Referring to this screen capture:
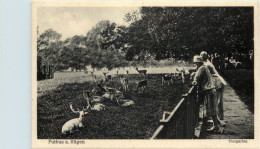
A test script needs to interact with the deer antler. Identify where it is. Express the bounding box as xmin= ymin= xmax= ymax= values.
xmin=82 ymin=91 xmax=91 ymax=111
xmin=82 ymin=105 xmax=89 ymax=112
xmin=69 ymin=102 xmax=80 ymax=114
